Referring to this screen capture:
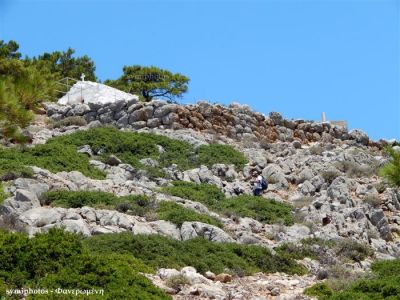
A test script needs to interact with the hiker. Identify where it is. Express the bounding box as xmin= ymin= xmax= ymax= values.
xmin=253 ymin=175 xmax=268 ymax=196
